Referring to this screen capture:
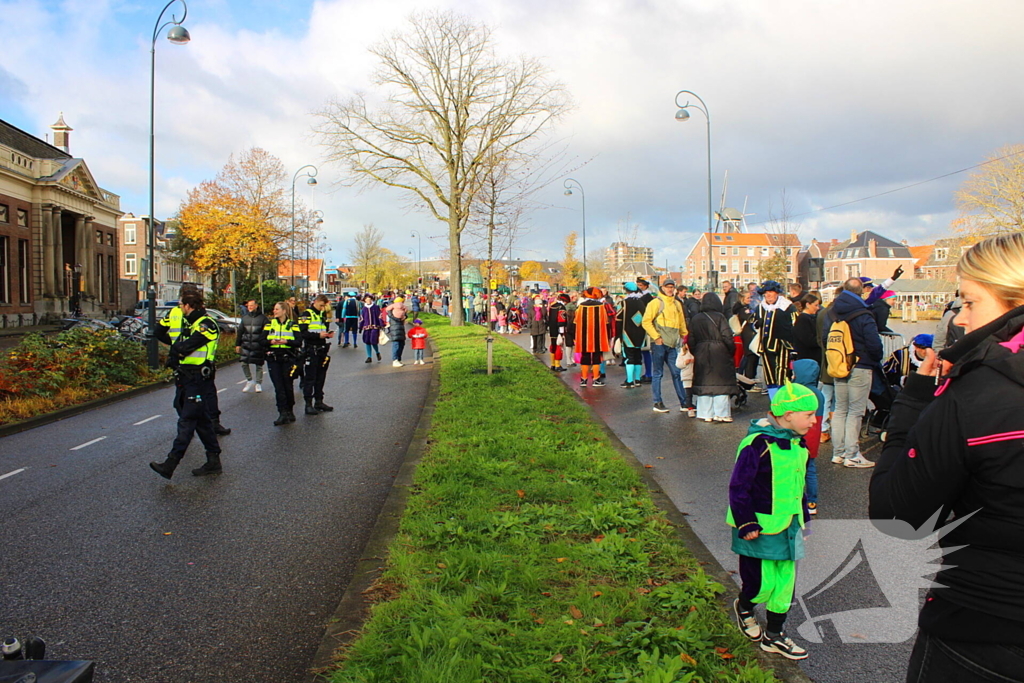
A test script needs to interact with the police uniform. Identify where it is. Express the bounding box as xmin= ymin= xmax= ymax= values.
xmin=265 ymin=316 xmax=301 ymax=425
xmin=150 ymin=309 xmax=222 ymax=478
xmin=159 ymin=305 xmax=230 ymax=435
xmin=298 ymin=304 xmax=333 ymax=414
